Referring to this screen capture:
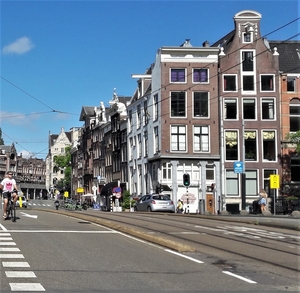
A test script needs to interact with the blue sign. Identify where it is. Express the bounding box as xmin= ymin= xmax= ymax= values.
xmin=234 ymin=161 xmax=243 ymax=173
